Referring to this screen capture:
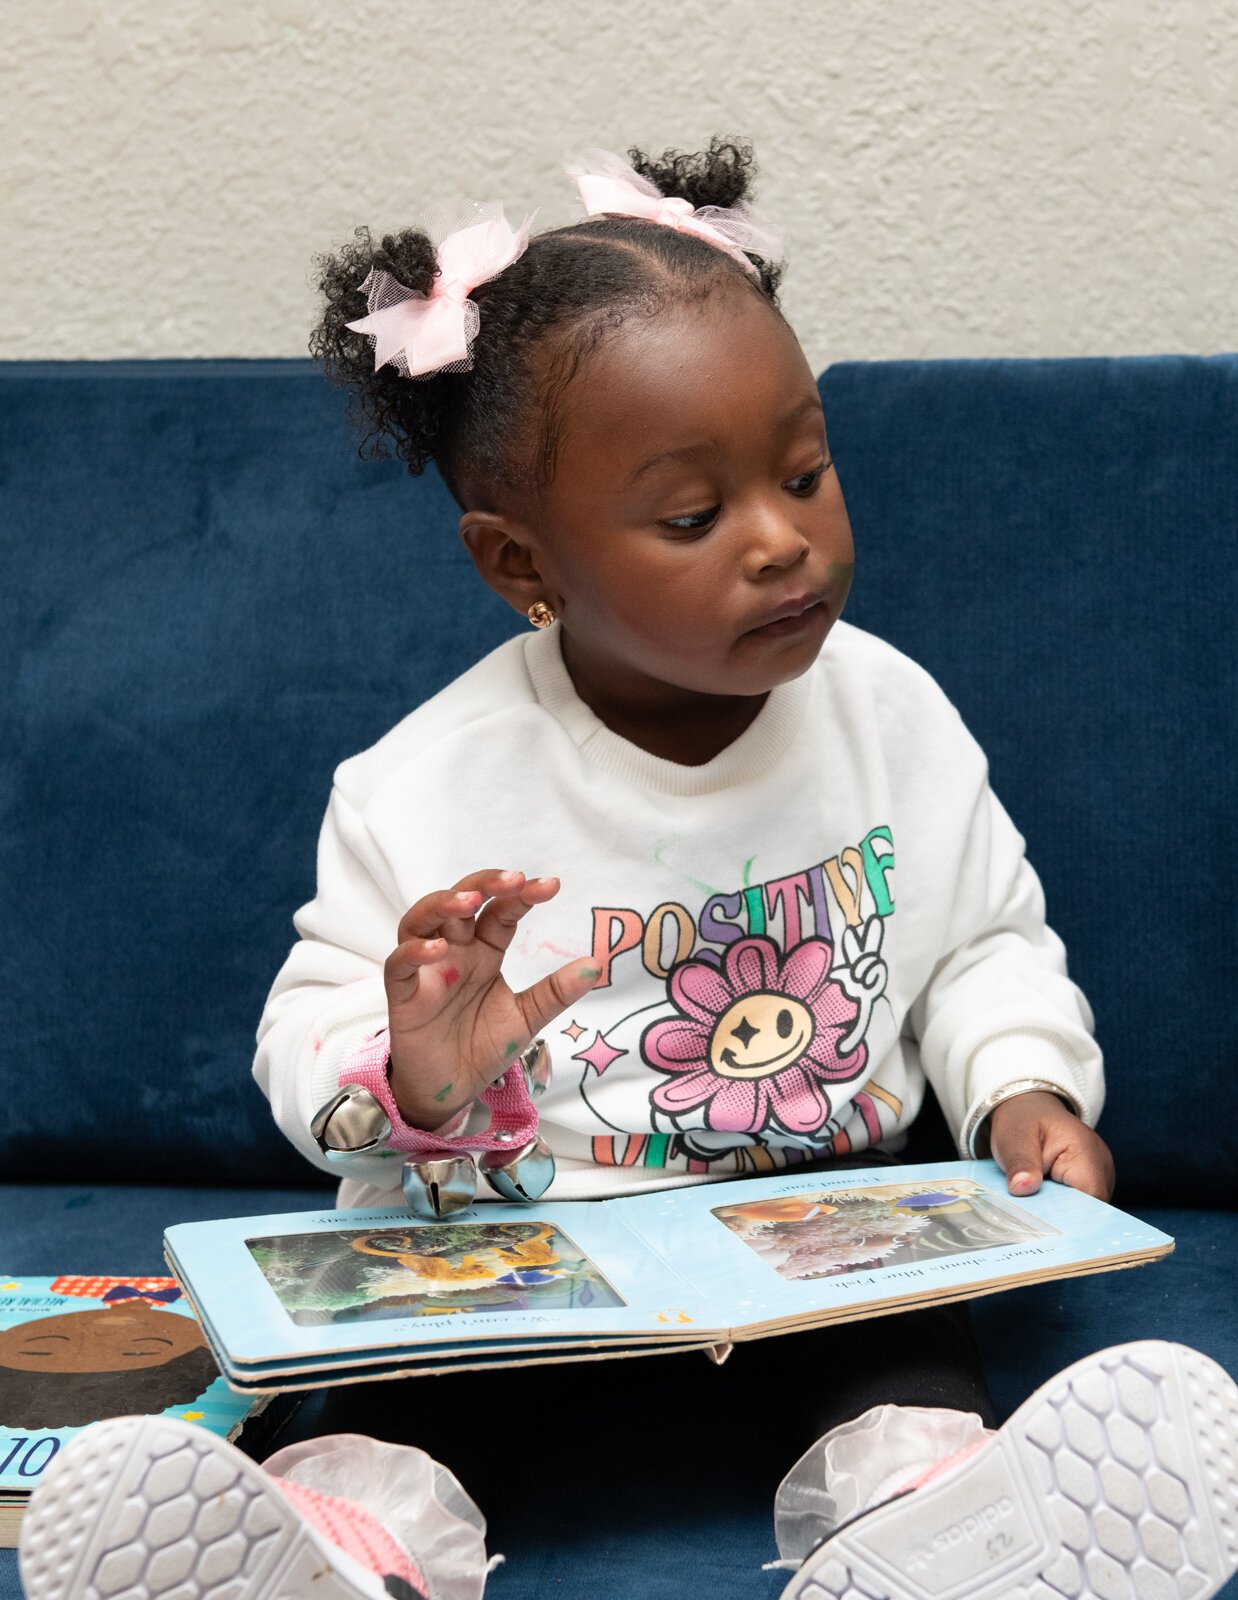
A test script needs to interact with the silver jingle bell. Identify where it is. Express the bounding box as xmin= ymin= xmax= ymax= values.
xmin=480 ymin=1135 xmax=556 ymax=1203
xmin=310 ymin=1083 xmax=392 ymax=1158
xmin=401 ymin=1154 xmax=478 ymax=1221
xmin=518 ymin=1037 xmax=552 ymax=1099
